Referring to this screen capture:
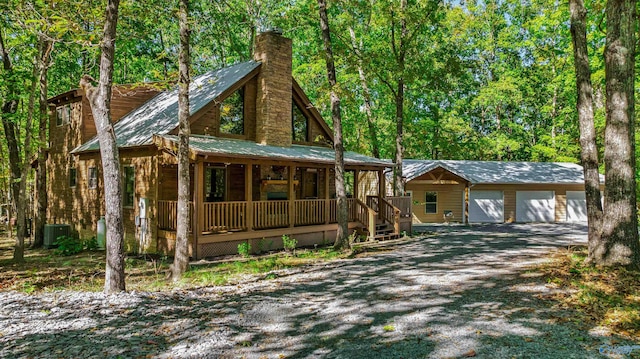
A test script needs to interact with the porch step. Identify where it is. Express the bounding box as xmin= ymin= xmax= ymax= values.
xmin=373 ymin=233 xmax=400 ymax=241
